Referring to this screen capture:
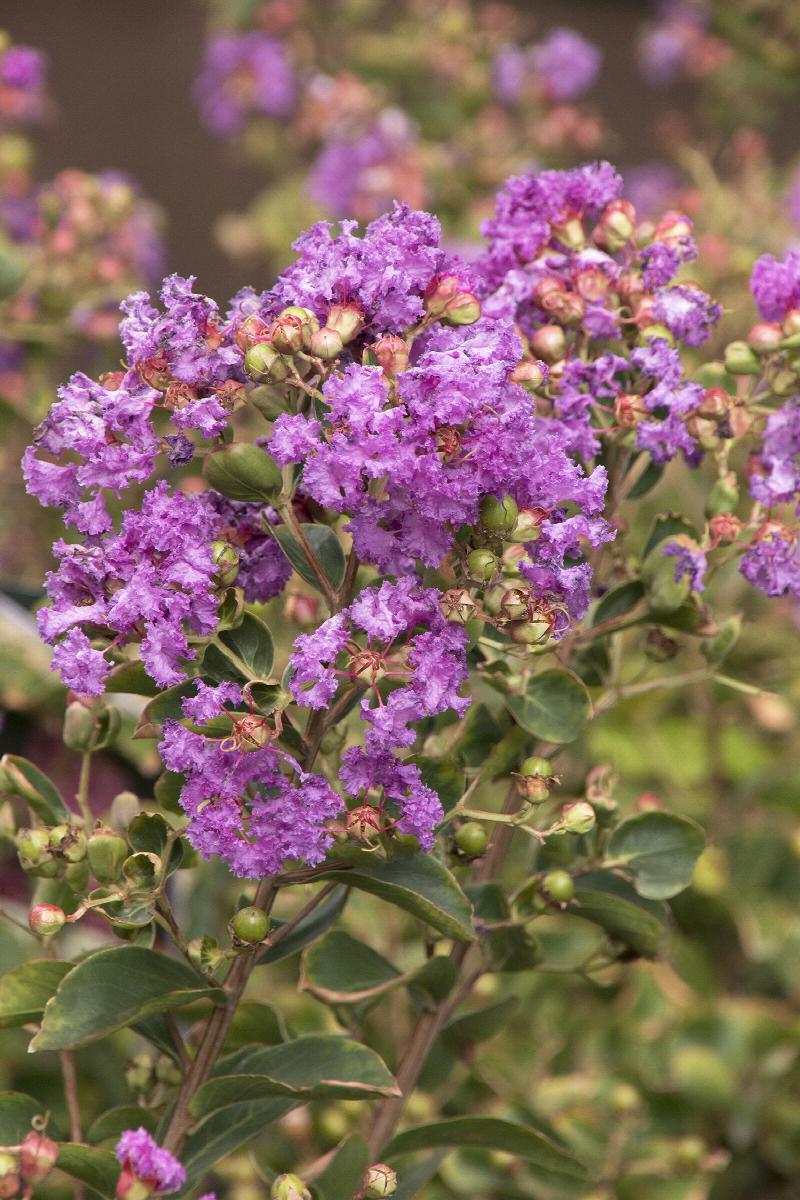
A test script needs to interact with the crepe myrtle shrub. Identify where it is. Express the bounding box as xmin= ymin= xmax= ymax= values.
xmin=4 ymin=164 xmax=793 ymax=1197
